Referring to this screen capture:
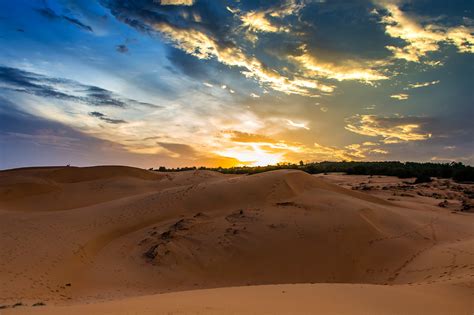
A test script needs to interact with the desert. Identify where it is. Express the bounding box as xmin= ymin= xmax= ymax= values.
xmin=2 ymin=0 xmax=474 ymax=313
xmin=0 ymin=165 xmax=473 ymax=314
